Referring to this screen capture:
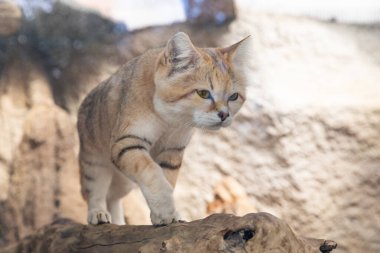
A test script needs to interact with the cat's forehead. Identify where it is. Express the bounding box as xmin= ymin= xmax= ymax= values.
xmin=198 ymin=48 xmax=233 ymax=88
xmin=201 ymin=48 xmax=230 ymax=74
